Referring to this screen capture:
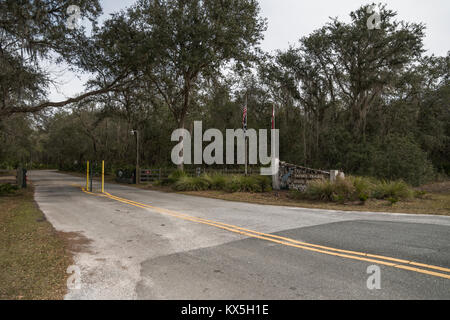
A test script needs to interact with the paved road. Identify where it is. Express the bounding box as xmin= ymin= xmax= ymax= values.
xmin=30 ymin=170 xmax=450 ymax=299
